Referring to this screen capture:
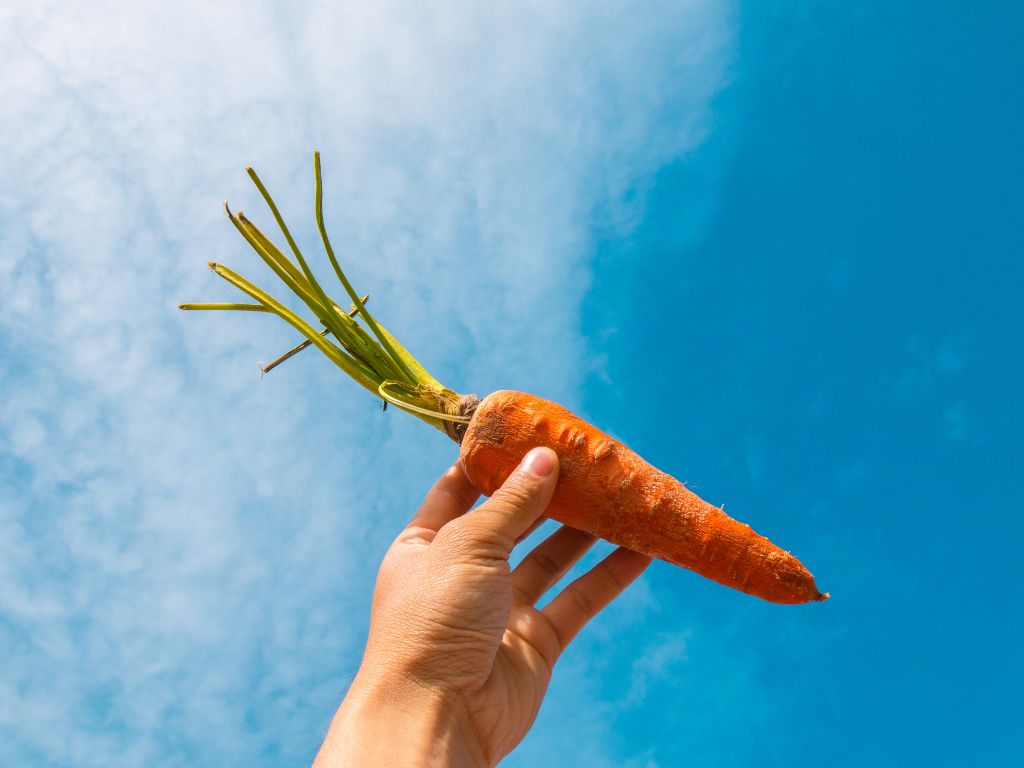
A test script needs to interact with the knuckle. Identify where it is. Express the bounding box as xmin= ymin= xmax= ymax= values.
xmin=528 ymin=549 xmax=562 ymax=580
xmin=599 ymin=558 xmax=630 ymax=591
xmin=431 ymin=518 xmax=472 ymax=550
xmin=433 ymin=519 xmax=510 ymax=567
xmin=566 ymin=584 xmax=598 ymax=618
xmin=375 ymin=549 xmax=405 ymax=584
xmin=490 ymin=476 xmax=540 ymax=511
xmin=511 ymin=583 xmax=534 ymax=605
xmin=429 ymin=482 xmax=474 ymax=511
